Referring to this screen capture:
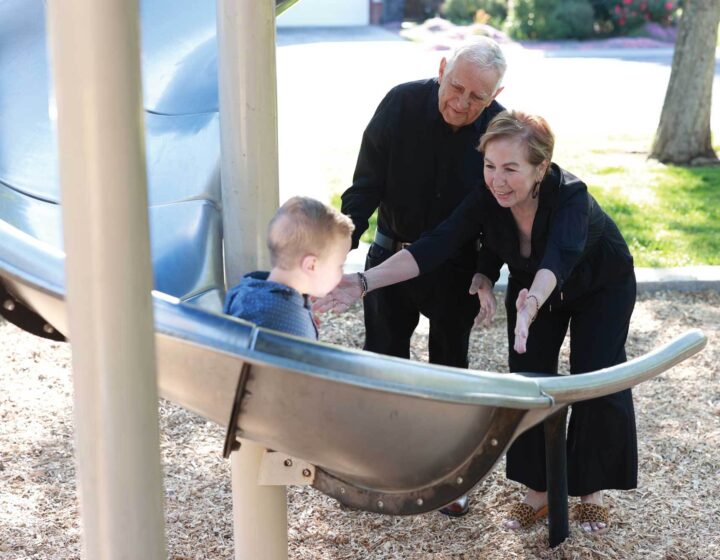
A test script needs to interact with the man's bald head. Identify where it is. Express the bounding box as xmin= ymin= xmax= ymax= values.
xmin=445 ymin=38 xmax=507 ymax=89
xmin=437 ymin=38 xmax=507 ymax=130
